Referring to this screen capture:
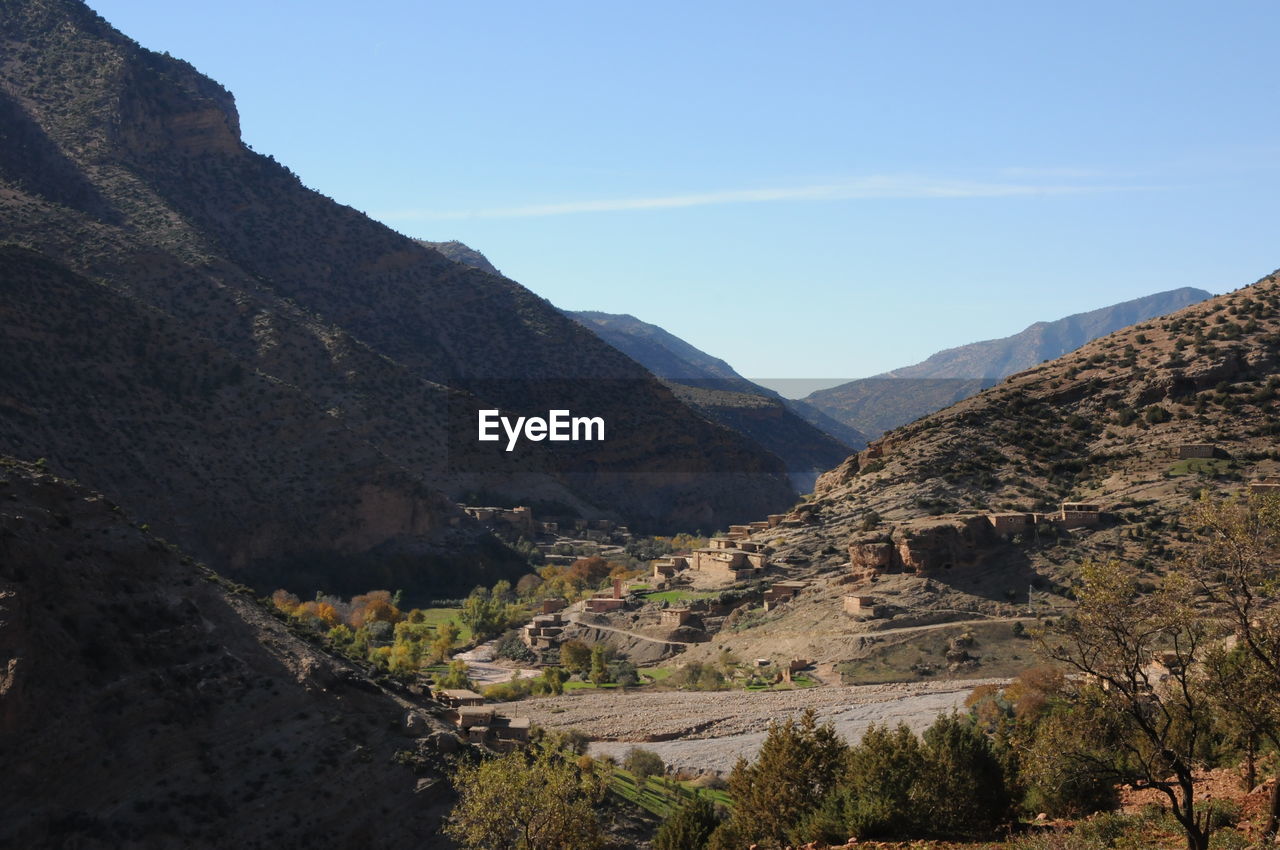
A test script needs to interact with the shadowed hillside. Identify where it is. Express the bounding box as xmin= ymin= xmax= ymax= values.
xmin=0 ymin=0 xmax=795 ymax=595
xmin=0 ymin=459 xmax=459 ymax=848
